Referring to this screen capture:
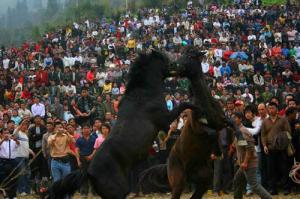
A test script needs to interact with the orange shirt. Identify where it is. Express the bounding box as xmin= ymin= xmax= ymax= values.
xmin=48 ymin=133 xmax=75 ymax=158
xmin=272 ymin=47 xmax=282 ymax=57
